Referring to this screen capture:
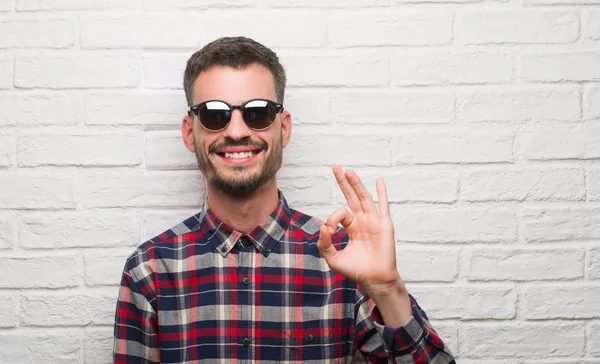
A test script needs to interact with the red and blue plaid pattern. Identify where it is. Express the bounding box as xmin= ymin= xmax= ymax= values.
xmin=113 ymin=193 xmax=455 ymax=363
